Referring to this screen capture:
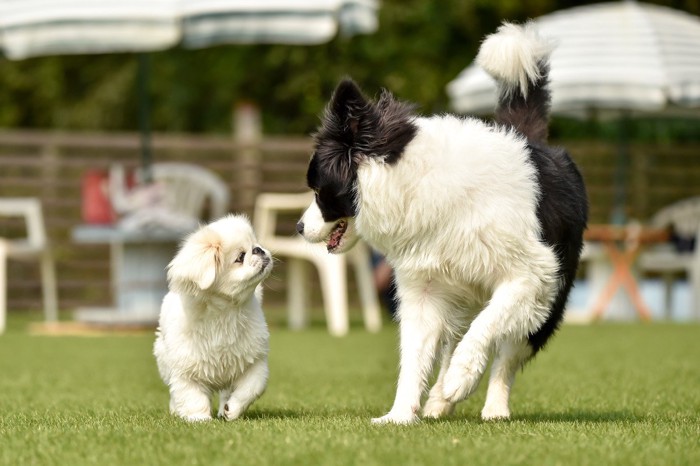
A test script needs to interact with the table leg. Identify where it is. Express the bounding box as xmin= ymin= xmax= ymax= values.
xmin=591 ymin=243 xmax=651 ymax=321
